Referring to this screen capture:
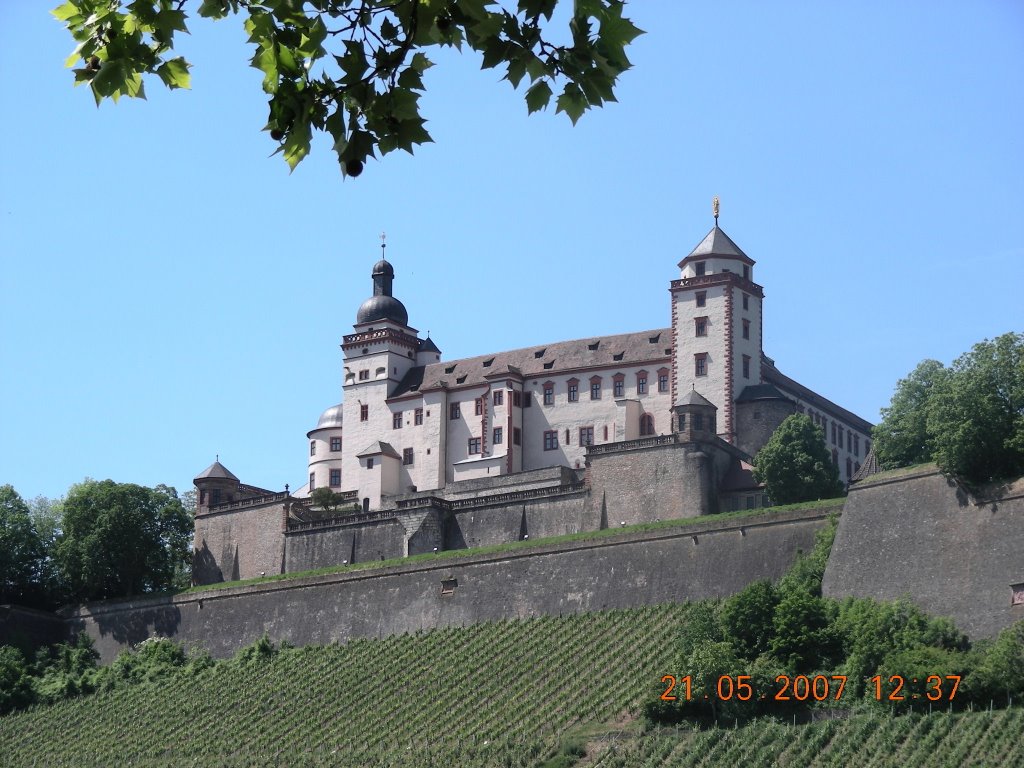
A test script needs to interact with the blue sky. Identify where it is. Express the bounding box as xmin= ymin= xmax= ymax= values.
xmin=1 ymin=1 xmax=1022 ymax=502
